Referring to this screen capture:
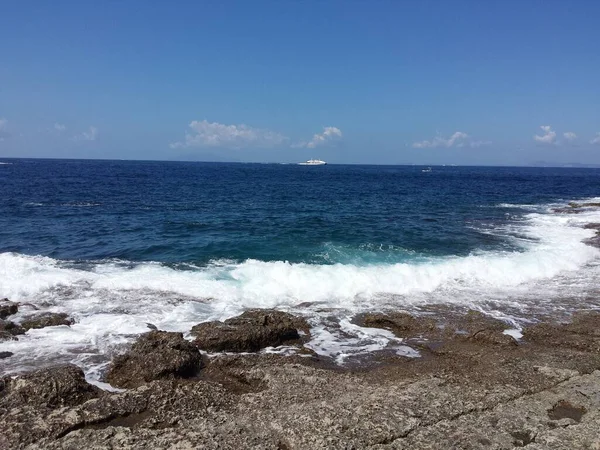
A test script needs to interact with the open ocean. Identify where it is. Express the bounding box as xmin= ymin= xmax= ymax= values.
xmin=1 ymin=159 xmax=600 ymax=384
